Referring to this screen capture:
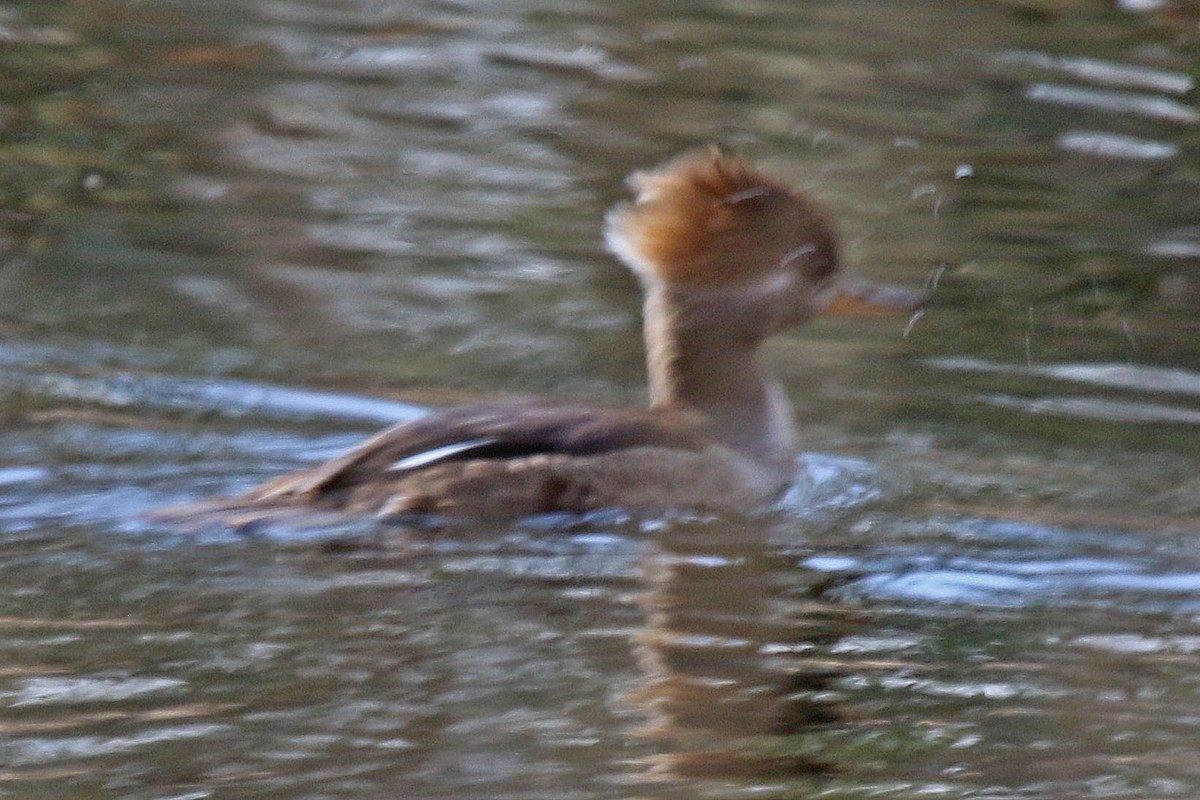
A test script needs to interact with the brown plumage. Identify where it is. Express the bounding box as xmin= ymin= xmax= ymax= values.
xmin=605 ymin=148 xmax=837 ymax=287
xmin=156 ymin=149 xmax=920 ymax=526
xmin=242 ymin=402 xmax=748 ymax=517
